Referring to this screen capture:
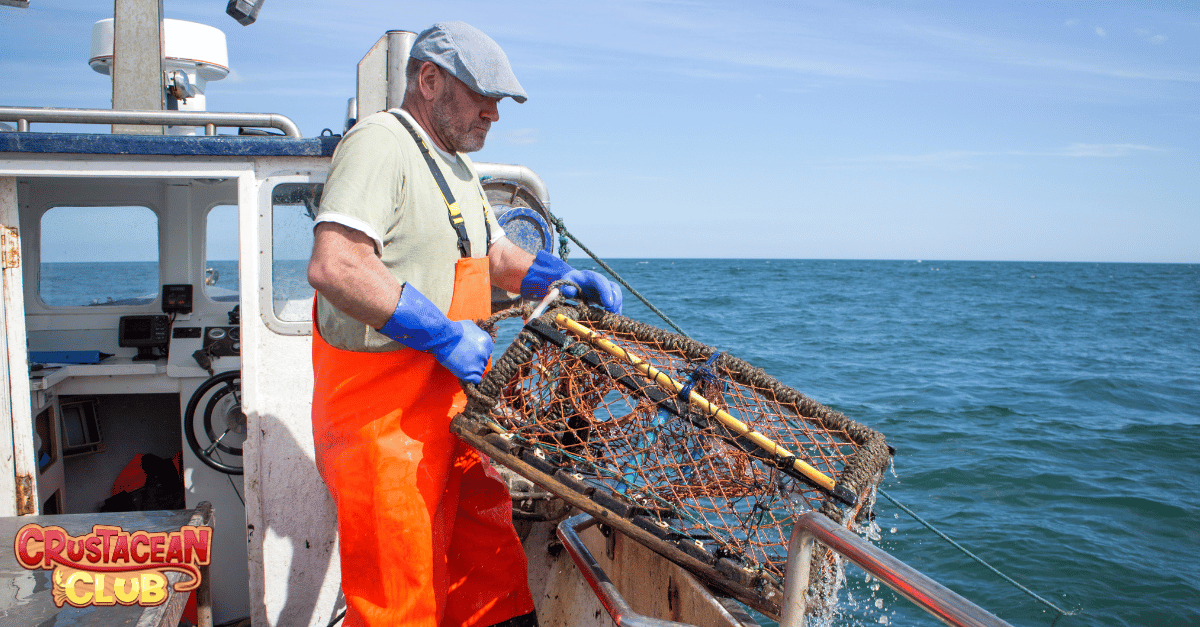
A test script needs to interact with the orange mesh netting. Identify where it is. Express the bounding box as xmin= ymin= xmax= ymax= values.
xmin=456 ymin=304 xmax=892 ymax=613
